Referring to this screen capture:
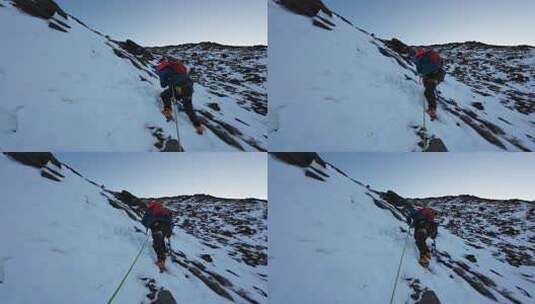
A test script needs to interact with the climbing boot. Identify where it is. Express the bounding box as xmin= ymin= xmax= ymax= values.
xmin=155 ymin=259 xmax=166 ymax=272
xmin=162 ymin=107 xmax=173 ymax=120
xmin=419 ymin=255 xmax=430 ymax=267
xmin=195 ymin=125 xmax=205 ymax=135
xmin=426 ymin=108 xmax=437 ymax=120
